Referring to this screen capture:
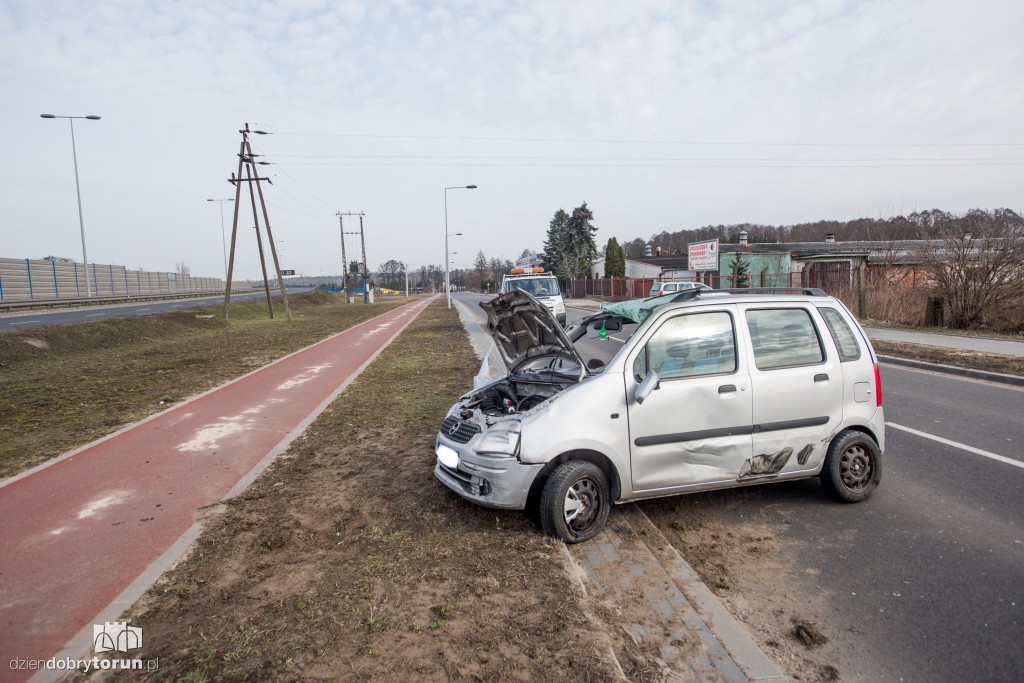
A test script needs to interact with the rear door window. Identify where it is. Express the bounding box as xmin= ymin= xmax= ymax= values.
xmin=745 ymin=308 xmax=824 ymax=370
